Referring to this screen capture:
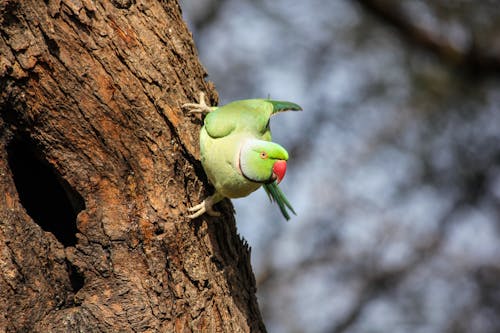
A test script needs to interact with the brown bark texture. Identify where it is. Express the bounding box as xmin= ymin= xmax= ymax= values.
xmin=0 ymin=1 xmax=265 ymax=332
